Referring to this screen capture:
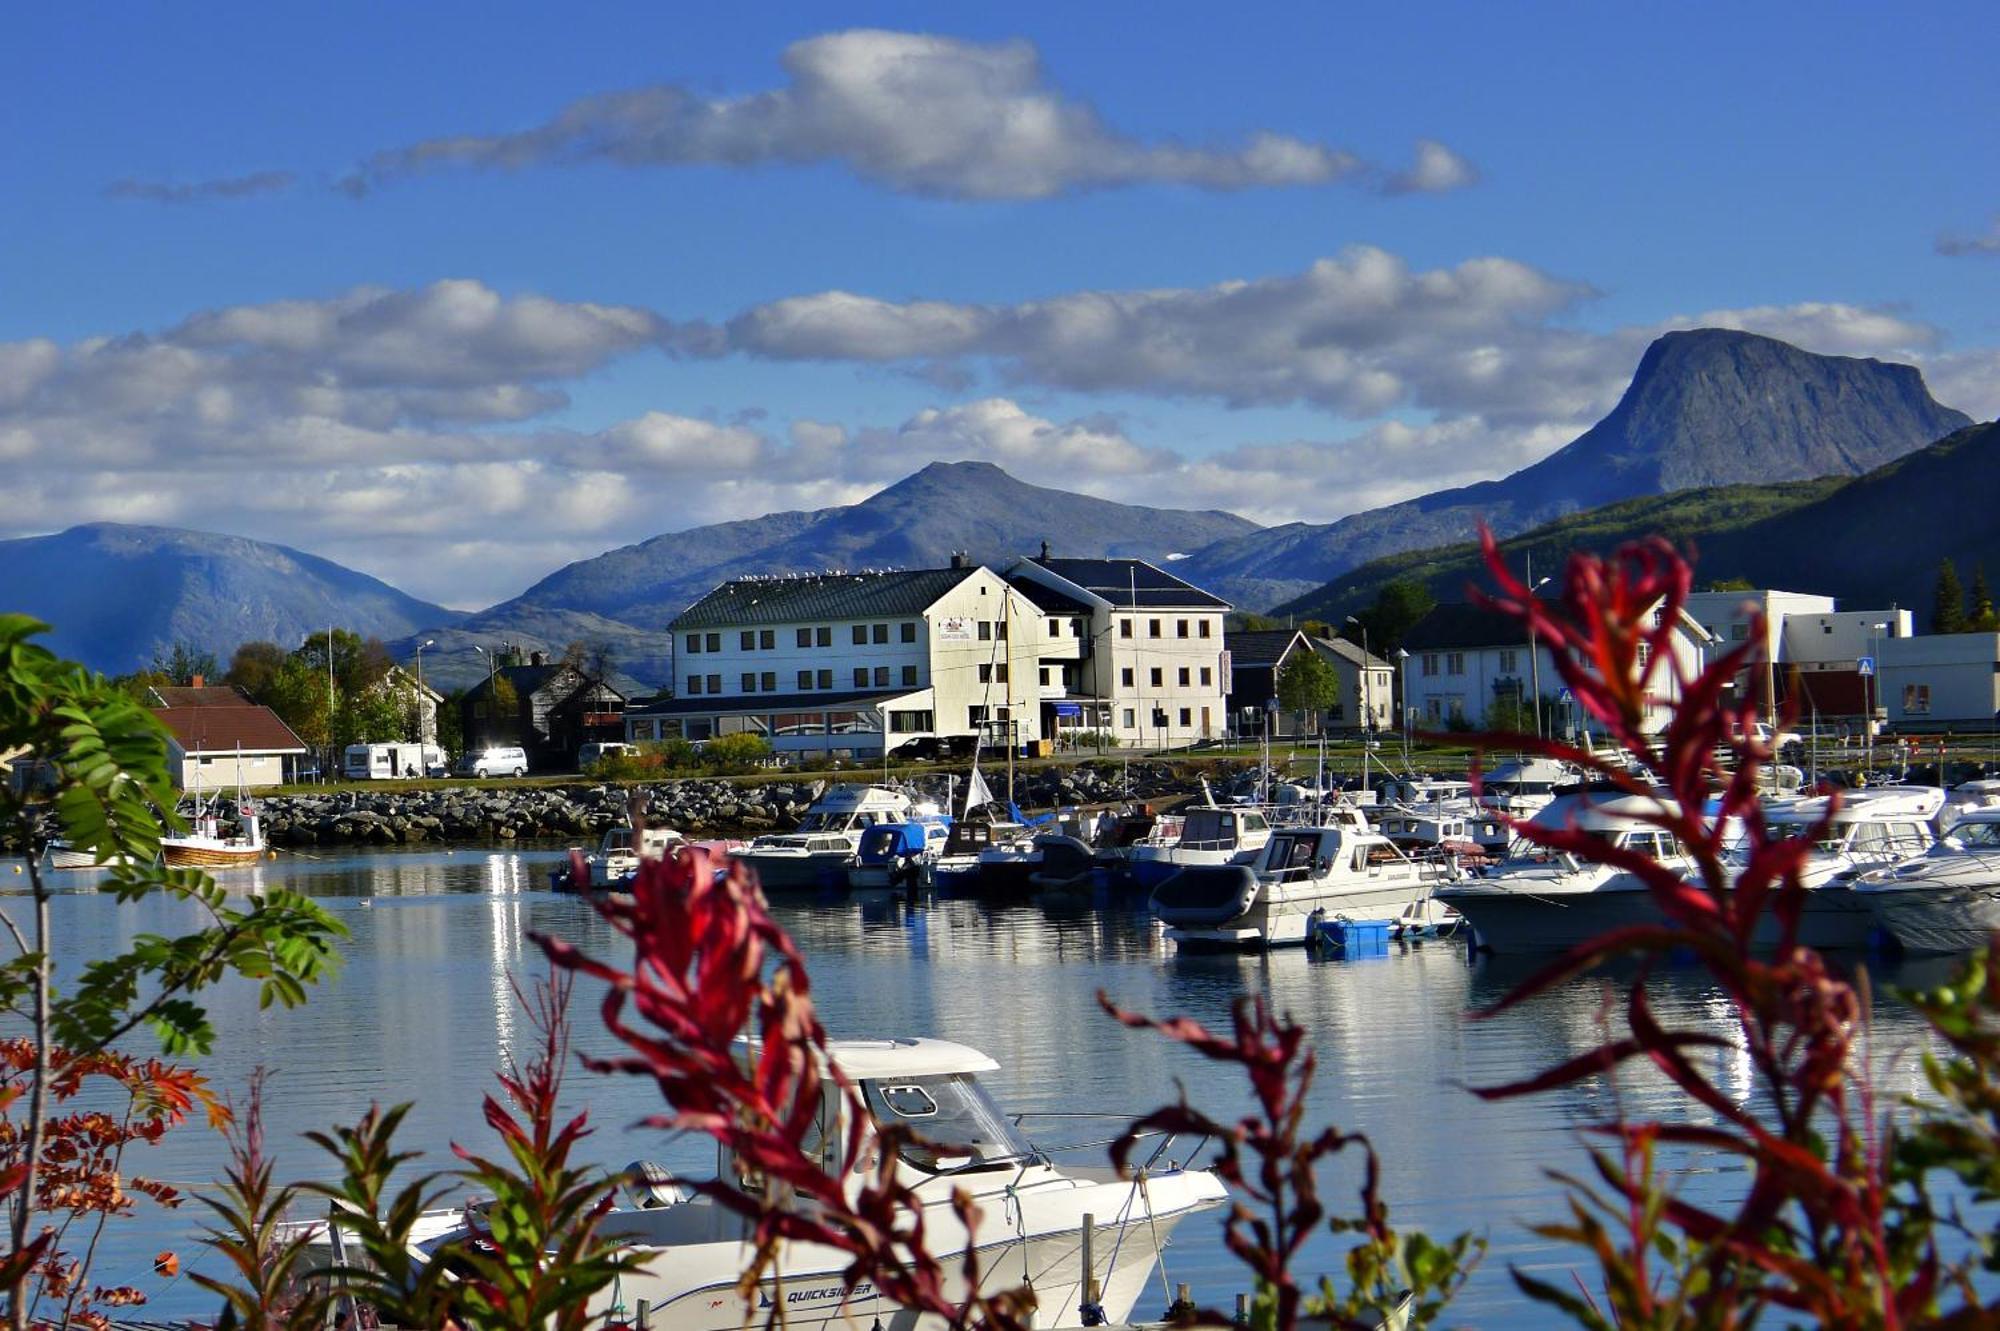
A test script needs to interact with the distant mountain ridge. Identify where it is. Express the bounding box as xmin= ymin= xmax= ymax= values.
xmin=1177 ymin=329 xmax=1971 ymax=609
xmin=0 ymin=523 xmax=460 ymax=674
xmin=497 ymin=460 xmax=1259 ymax=628
xmin=1279 ymin=419 xmax=2000 ymax=625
